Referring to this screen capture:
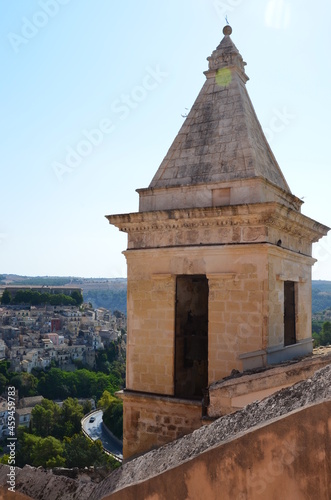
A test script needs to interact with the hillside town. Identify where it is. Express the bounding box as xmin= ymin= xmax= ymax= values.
xmin=0 ymin=286 xmax=126 ymax=374
xmin=0 ymin=286 xmax=126 ymax=442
